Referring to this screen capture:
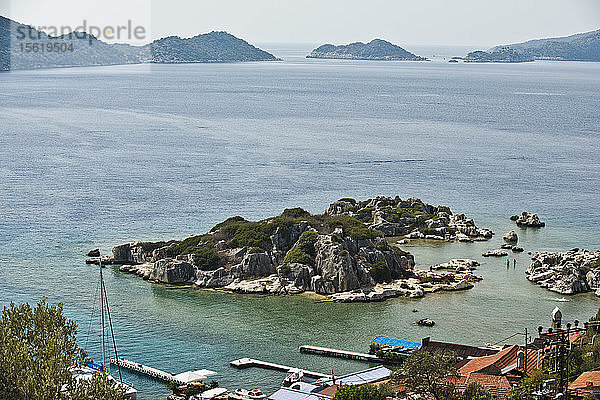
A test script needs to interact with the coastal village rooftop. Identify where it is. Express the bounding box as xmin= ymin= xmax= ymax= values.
xmin=568 ymin=371 xmax=600 ymax=398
